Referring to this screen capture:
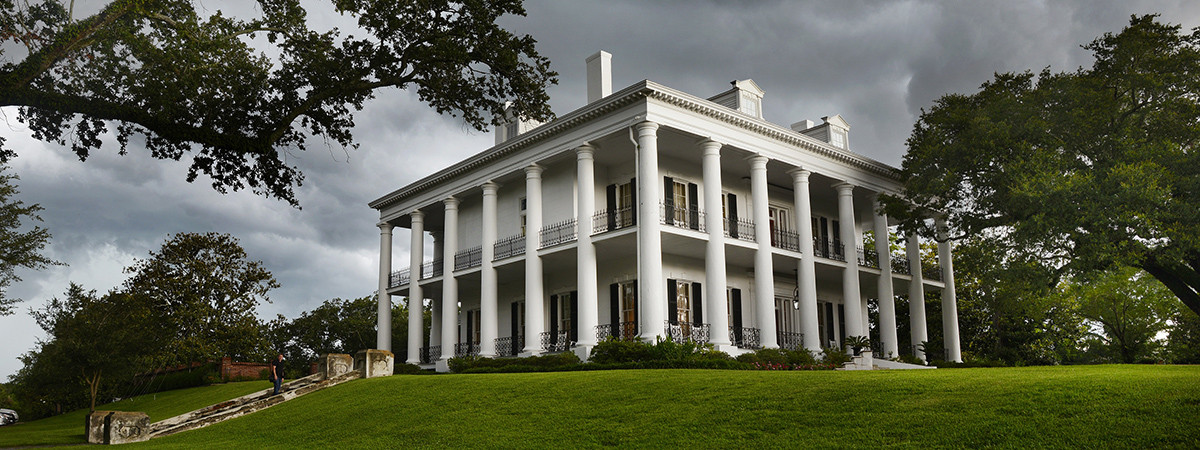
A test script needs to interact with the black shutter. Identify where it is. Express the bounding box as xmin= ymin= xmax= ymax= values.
xmin=550 ymin=294 xmax=559 ymax=345
xmin=663 ymin=176 xmax=674 ymax=225
xmin=837 ymin=303 xmax=846 ymax=346
xmin=728 ymin=193 xmax=739 ymax=239
xmin=731 ymin=288 xmax=743 ymax=342
xmin=569 ymin=291 xmax=579 ymax=343
xmin=630 ymin=178 xmax=637 ymax=225
xmin=610 ymin=283 xmax=619 ymax=330
xmin=467 ymin=312 xmax=475 ymax=346
xmin=825 ymin=302 xmax=834 ymax=346
xmin=606 ymin=184 xmax=617 ymax=231
xmin=632 ymin=279 xmax=639 ymax=329
xmin=692 ymin=282 xmax=703 ymax=325
xmin=687 ymin=183 xmax=699 ymax=230
xmin=511 ymin=302 xmax=519 ymax=340
xmin=667 ymin=279 xmax=678 ymax=325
